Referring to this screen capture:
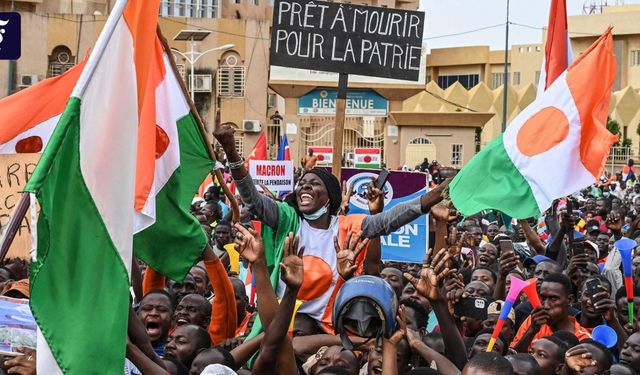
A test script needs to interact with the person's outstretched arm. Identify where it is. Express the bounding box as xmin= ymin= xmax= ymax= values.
xmin=519 ymin=219 xmax=546 ymax=255
xmin=203 ymin=245 xmax=237 ymax=344
xmin=404 ymin=248 xmax=468 ymax=370
xmin=362 ymin=180 xmax=455 ymax=238
xmin=406 ymin=329 xmax=461 ymax=375
xmin=213 ymin=117 xmax=280 ymax=230
xmin=252 ymin=233 xmax=304 ymax=374
xmin=229 ymin=333 xmax=264 ymax=370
